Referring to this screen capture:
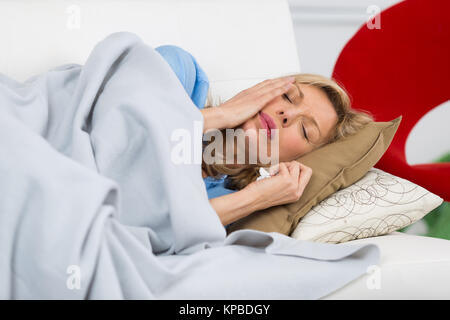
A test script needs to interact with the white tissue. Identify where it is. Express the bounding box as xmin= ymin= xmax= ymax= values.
xmin=256 ymin=167 xmax=272 ymax=181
